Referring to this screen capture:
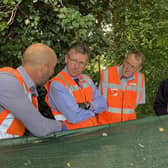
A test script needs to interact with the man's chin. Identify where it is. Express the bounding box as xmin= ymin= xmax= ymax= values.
xmin=123 ymin=73 xmax=132 ymax=78
xmin=71 ymin=73 xmax=80 ymax=77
